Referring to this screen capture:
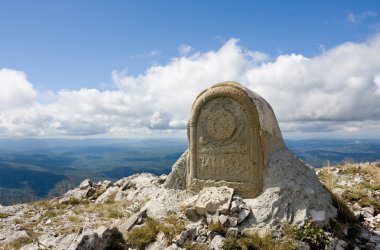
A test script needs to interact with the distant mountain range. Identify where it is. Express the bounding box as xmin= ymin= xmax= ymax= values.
xmin=0 ymin=138 xmax=379 ymax=205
